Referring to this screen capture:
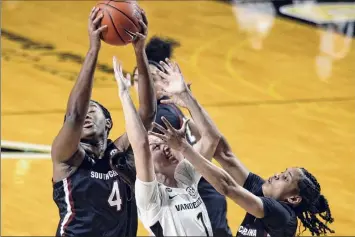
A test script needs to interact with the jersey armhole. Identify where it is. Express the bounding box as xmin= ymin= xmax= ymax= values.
xmin=52 ymin=149 xmax=87 ymax=185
